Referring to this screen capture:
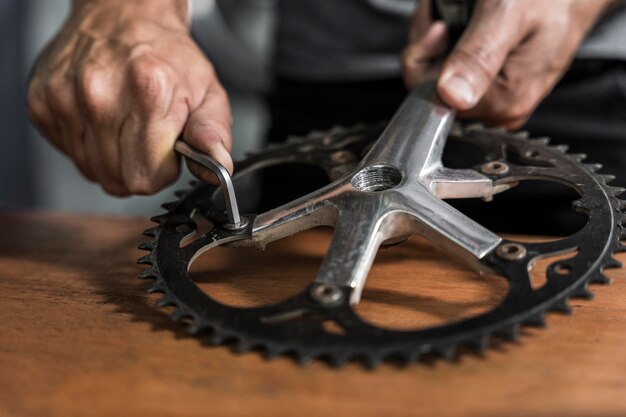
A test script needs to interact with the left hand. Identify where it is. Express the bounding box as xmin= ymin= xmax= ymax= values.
xmin=402 ymin=0 xmax=616 ymax=129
